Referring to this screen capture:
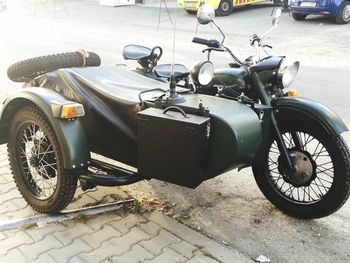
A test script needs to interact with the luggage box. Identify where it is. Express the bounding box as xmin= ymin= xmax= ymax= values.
xmin=137 ymin=107 xmax=210 ymax=188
